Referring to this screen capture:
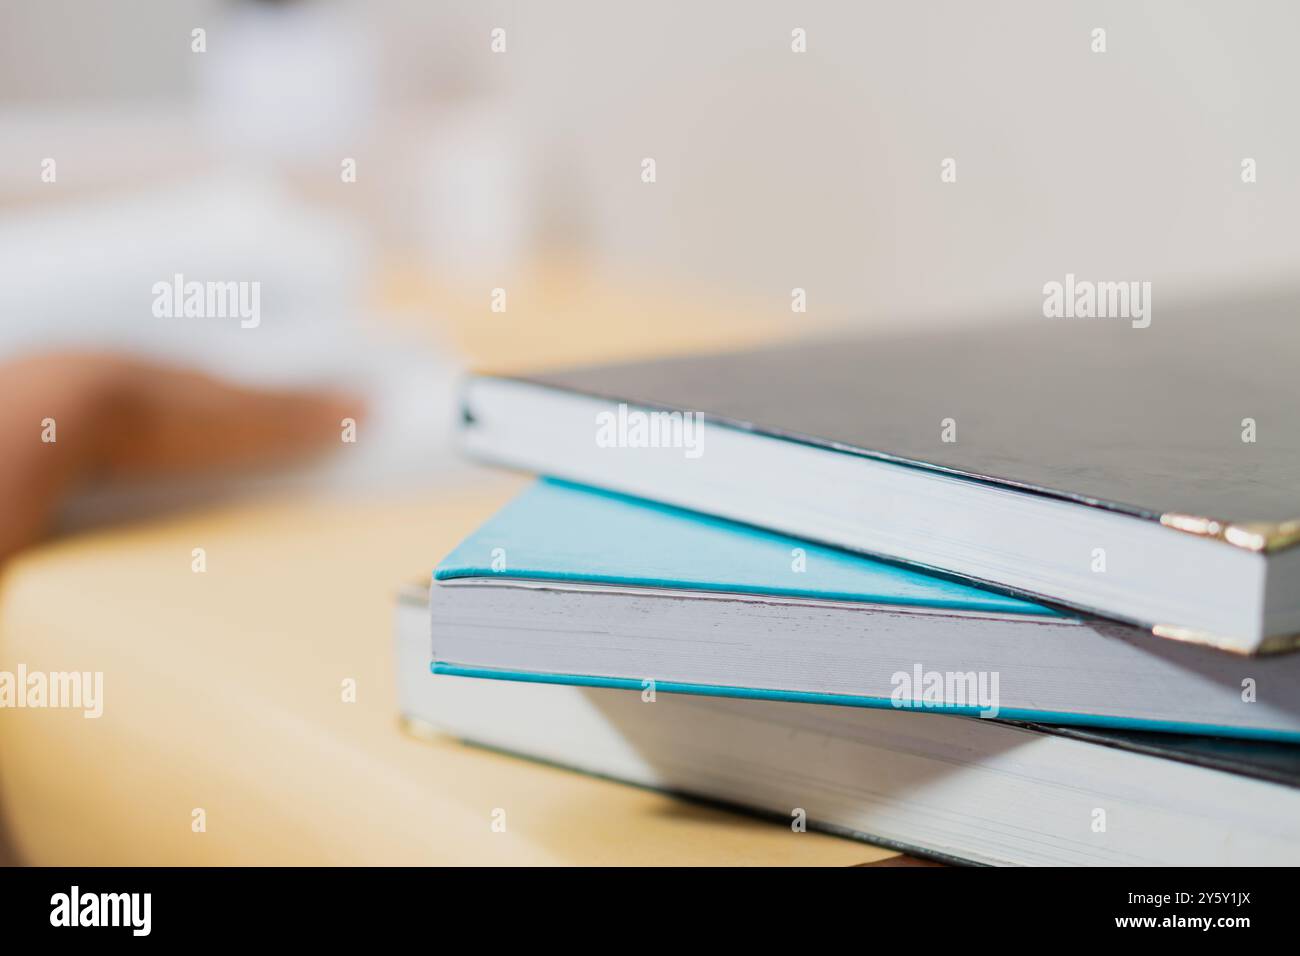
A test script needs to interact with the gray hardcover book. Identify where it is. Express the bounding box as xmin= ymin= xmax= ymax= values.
xmin=458 ymin=289 xmax=1300 ymax=653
